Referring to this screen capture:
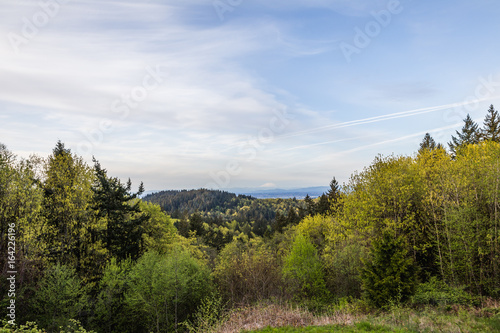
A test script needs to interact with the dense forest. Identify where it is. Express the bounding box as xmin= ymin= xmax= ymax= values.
xmin=1 ymin=105 xmax=500 ymax=332
xmin=142 ymin=189 xmax=332 ymax=249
